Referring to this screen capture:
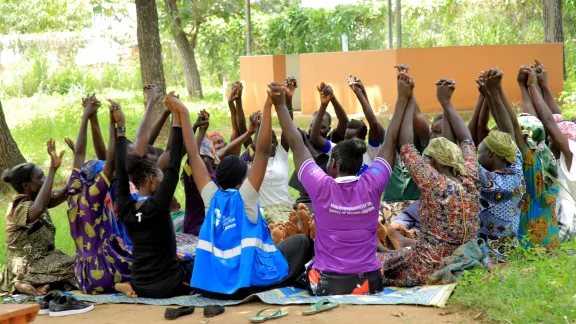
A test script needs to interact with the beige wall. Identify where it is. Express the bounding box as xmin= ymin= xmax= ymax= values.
xmin=239 ymin=44 xmax=563 ymax=115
